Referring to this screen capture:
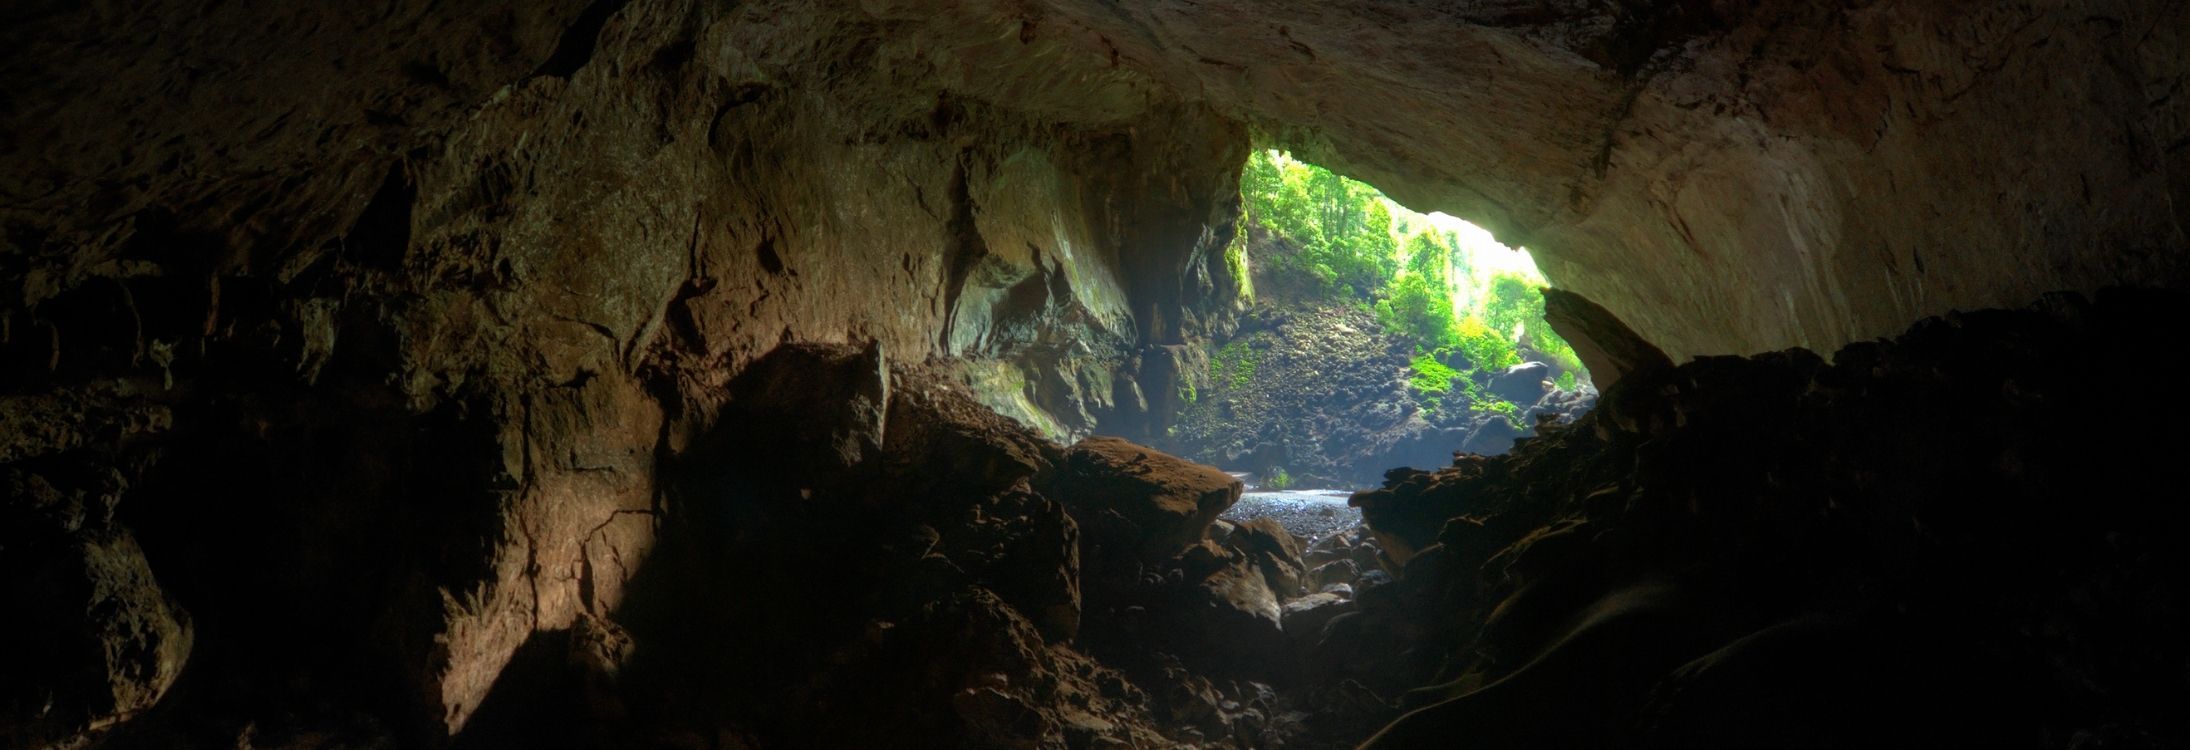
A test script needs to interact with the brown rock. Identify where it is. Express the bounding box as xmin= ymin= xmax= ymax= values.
xmin=1201 ymin=557 xmax=1284 ymax=633
xmin=2 ymin=468 xmax=192 ymax=748
xmin=724 ymin=342 xmax=891 ymax=474
xmin=1222 ymin=517 xmax=1309 ymax=600
xmin=882 ymin=368 xmax=1064 ymax=498
xmin=1308 ymin=559 xmax=1361 ymax=592
xmin=943 ymin=487 xmax=1085 ymax=643
xmin=1541 ymin=288 xmax=1673 ymax=390
xmin=1280 ymin=592 xmax=1354 ymax=646
xmin=1045 ymin=437 xmax=1241 ymax=560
